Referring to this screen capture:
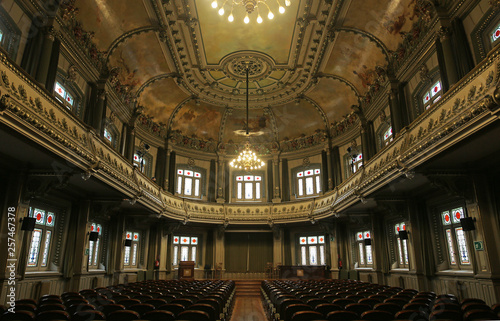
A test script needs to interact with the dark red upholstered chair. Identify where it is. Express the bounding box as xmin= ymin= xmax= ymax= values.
xmin=37 ymin=298 xmax=62 ymax=305
xmin=345 ymin=303 xmax=371 ymax=317
xmin=142 ymin=310 xmax=175 ymax=321
xmin=373 ymin=302 xmax=400 ymax=316
xmin=463 ymin=309 xmax=498 ymax=321
xmin=491 ymin=303 xmax=500 ymax=315
xmin=13 ymin=305 xmax=36 ymax=314
xmin=187 ymin=303 xmax=216 ymax=321
xmin=409 ymin=298 xmax=432 ymax=305
xmin=358 ymin=298 xmax=381 ymax=308
xmin=157 ymin=303 xmax=185 ymax=317
xmin=106 ymin=309 xmax=140 ymax=321
xmin=128 ymin=303 xmax=155 ymax=317
xmin=144 ymin=299 xmax=167 ymax=308
xmin=346 ymin=294 xmax=365 ymax=301
xmin=63 ymin=298 xmax=88 ymax=307
xmin=432 ymin=302 xmax=460 ymax=312
xmin=429 ymin=309 xmax=461 ymax=321
xmin=384 ymin=297 xmax=408 ymax=307
xmin=35 ymin=310 xmax=70 ymax=321
xmin=158 ymin=294 xmax=176 ymax=302
xmin=176 ymin=310 xmax=210 ymax=321
xmin=461 ymin=302 xmax=492 ymax=313
xmin=331 ymin=298 xmax=355 ymax=308
xmin=99 ymin=303 xmax=125 ymax=317
xmin=307 ymin=299 xmax=328 ymax=308
xmin=14 ymin=300 xmax=36 ymax=307
xmin=71 ymin=310 xmax=106 ymax=321
xmin=314 ymin=303 xmax=342 ymax=317
xmin=360 ymin=310 xmax=394 ymax=320
xmin=37 ymin=304 xmax=65 ymax=313
xmin=197 ymin=298 xmax=221 ymax=316
xmin=67 ymin=303 xmax=95 ymax=315
xmin=0 ymin=311 xmax=35 ymax=321
xmin=284 ymin=304 xmax=313 ymax=321
xmin=323 ymin=295 xmax=342 ymax=303
xmin=170 ymin=298 xmax=193 ymax=308
xmin=325 ymin=310 xmax=358 ymax=321
xmin=131 ymin=294 xmax=153 ymax=302
xmin=291 ymin=310 xmax=325 ymax=321
xmin=394 ymin=309 xmax=428 ymax=320
xmin=109 ymin=294 xmax=130 ymax=302
xmin=403 ymin=302 xmax=430 ymax=314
